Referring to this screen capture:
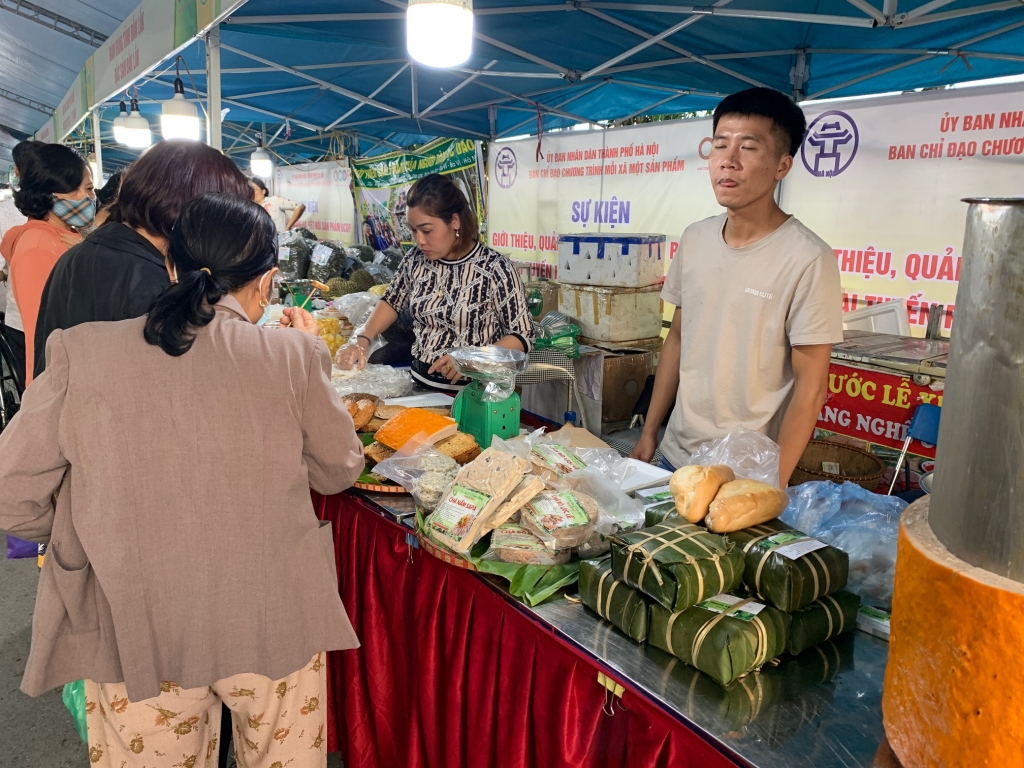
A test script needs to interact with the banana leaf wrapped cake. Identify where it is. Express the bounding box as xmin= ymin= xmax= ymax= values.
xmin=578 ymin=558 xmax=652 ymax=643
xmin=642 ymin=500 xmax=677 ymax=529
xmin=785 ymin=590 xmax=860 ymax=655
xmin=610 ymin=518 xmax=745 ymax=612
xmin=649 ymin=594 xmax=791 ymax=686
xmin=726 ymin=519 xmax=849 ymax=612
